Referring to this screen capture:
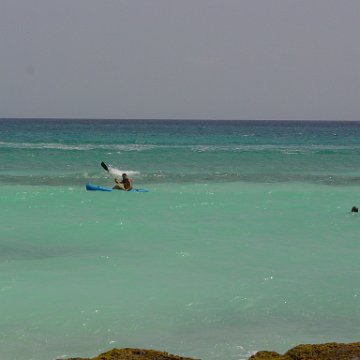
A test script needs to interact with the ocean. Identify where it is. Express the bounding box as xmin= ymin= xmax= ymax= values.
xmin=1 ymin=119 xmax=360 ymax=360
